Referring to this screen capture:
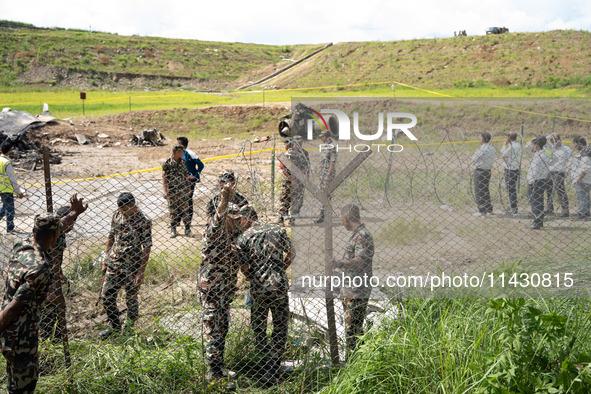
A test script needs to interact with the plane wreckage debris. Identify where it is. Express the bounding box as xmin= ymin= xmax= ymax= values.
xmin=0 ymin=107 xmax=61 ymax=170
